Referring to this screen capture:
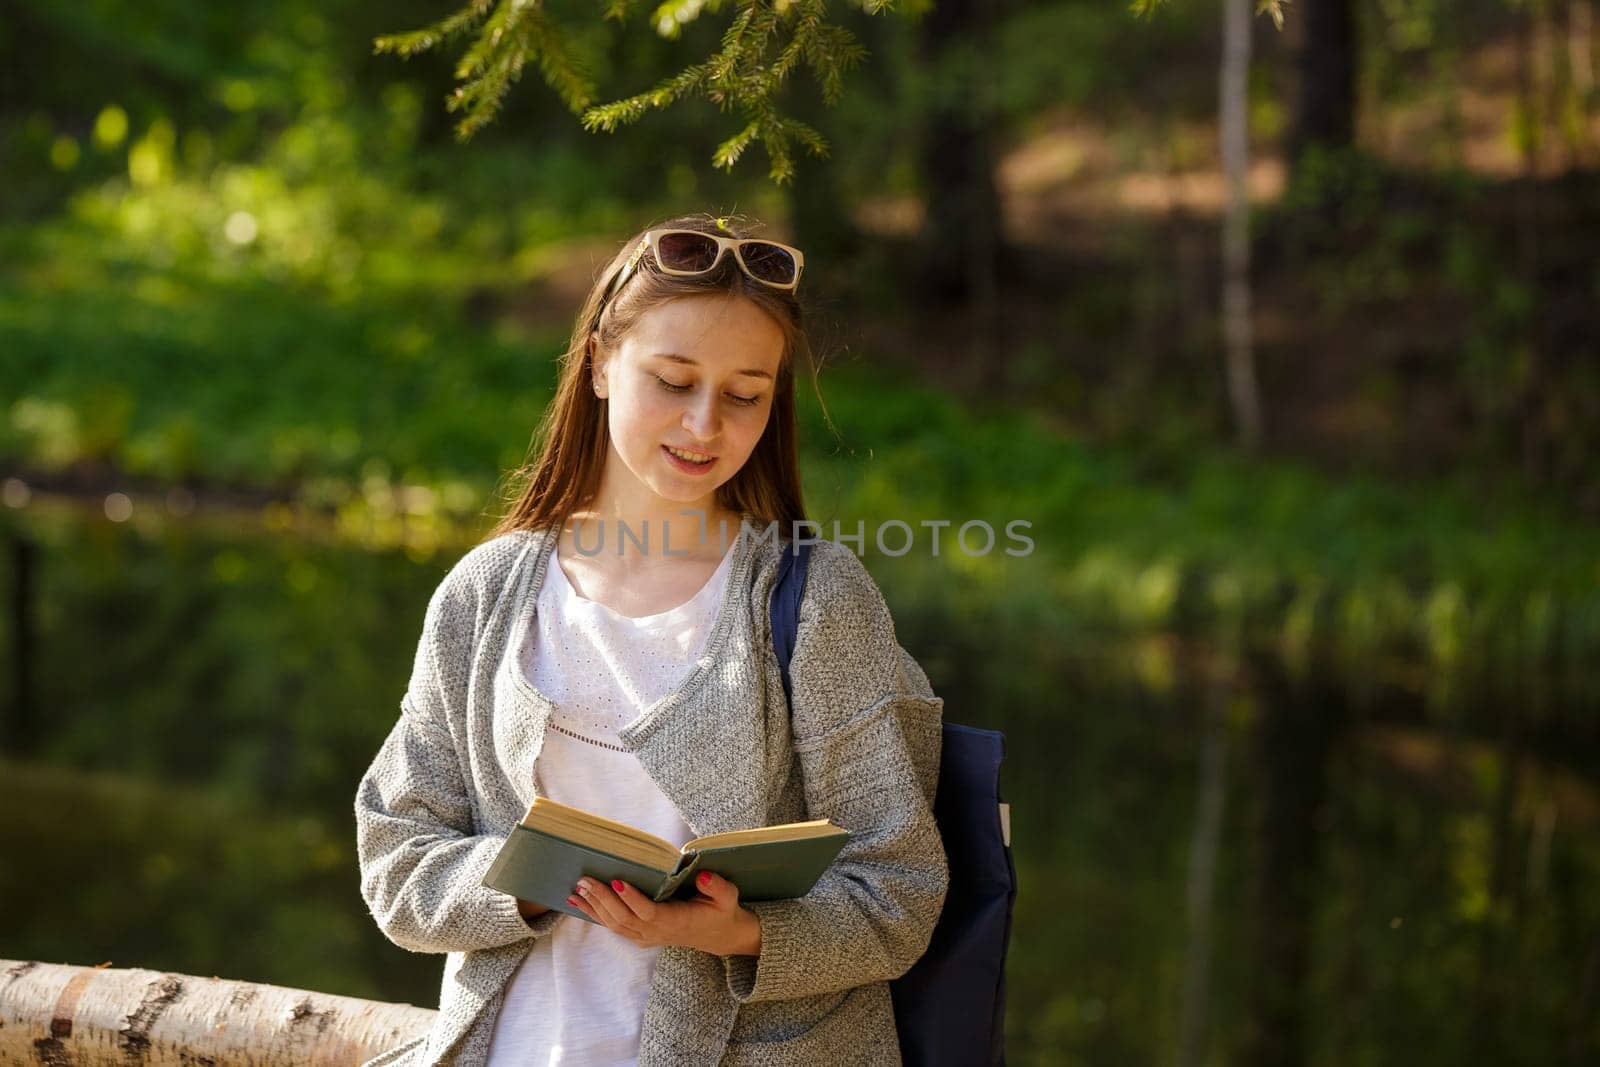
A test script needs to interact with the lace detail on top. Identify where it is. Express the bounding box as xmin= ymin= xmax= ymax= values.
xmin=520 ymin=538 xmax=735 ymax=747
xmin=544 ymin=718 xmax=629 ymax=752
